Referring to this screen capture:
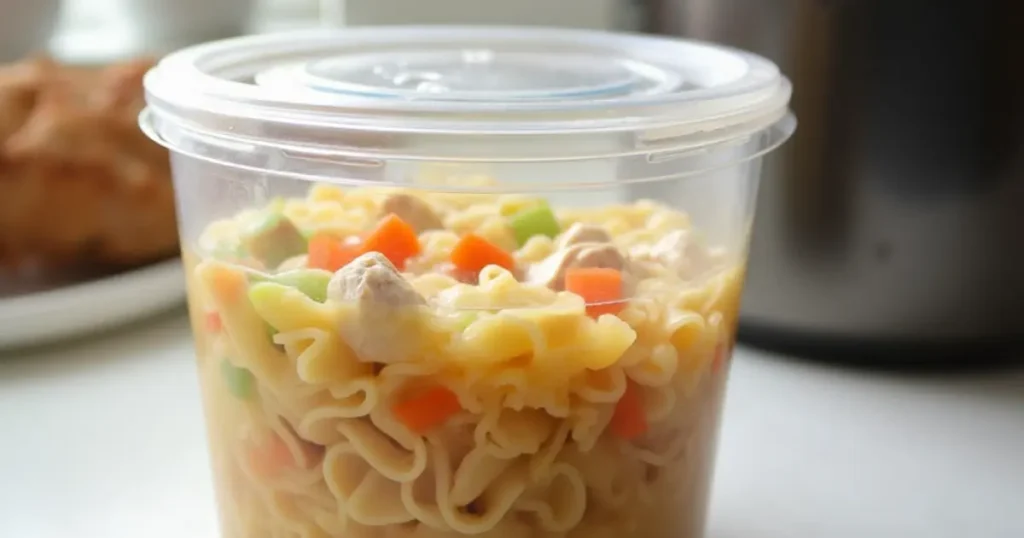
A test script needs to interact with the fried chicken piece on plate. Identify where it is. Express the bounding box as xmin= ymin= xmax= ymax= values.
xmin=0 ymin=56 xmax=179 ymax=269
